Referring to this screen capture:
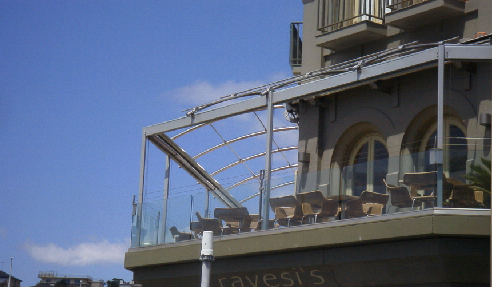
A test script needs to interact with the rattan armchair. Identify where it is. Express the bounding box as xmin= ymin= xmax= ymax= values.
xmin=269 ymin=195 xmax=303 ymax=227
xmin=194 ymin=211 xmax=222 ymax=237
xmin=169 ymin=226 xmax=194 ymax=242
xmin=296 ymin=190 xmax=338 ymax=223
xmin=214 ymin=207 xmax=252 ymax=234
xmin=359 ymin=190 xmax=389 ymax=215
xmin=383 ymin=179 xmax=435 ymax=212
